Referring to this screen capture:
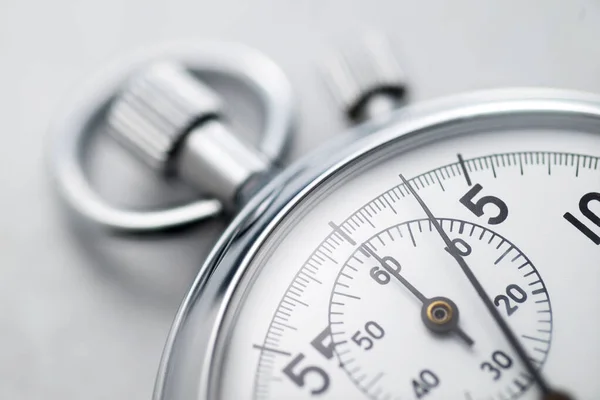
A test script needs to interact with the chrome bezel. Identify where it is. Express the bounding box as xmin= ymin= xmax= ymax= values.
xmin=153 ymin=88 xmax=600 ymax=400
